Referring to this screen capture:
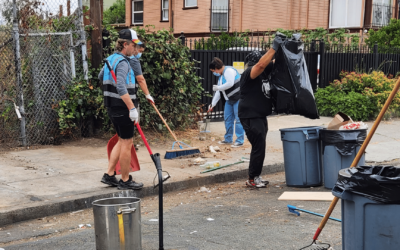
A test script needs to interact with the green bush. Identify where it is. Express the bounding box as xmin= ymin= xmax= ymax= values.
xmin=366 ymin=19 xmax=400 ymax=49
xmin=103 ymin=0 xmax=126 ymax=24
xmin=194 ymin=31 xmax=250 ymax=50
xmin=55 ymin=25 xmax=203 ymax=135
xmin=315 ymin=71 xmax=400 ymax=121
xmin=135 ymin=26 xmax=203 ymax=130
